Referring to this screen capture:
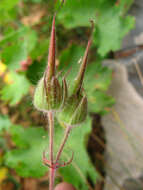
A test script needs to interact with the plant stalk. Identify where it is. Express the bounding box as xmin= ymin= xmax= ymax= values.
xmin=47 ymin=113 xmax=72 ymax=190
xmin=47 ymin=111 xmax=55 ymax=190
xmin=49 ymin=168 xmax=56 ymax=190
xmin=55 ymin=125 xmax=72 ymax=163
